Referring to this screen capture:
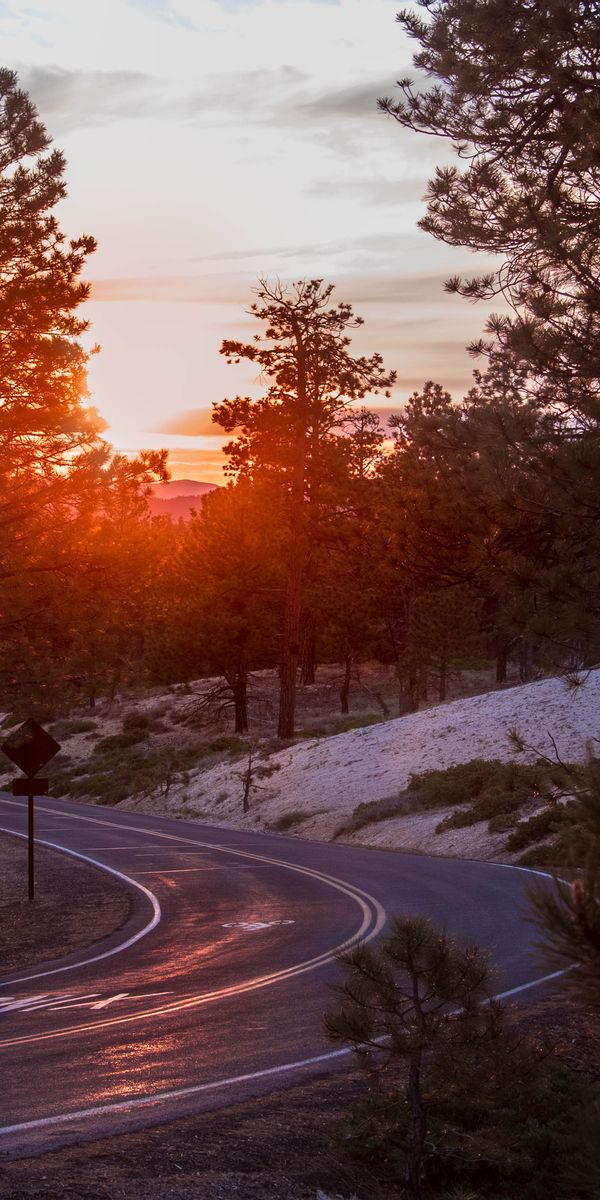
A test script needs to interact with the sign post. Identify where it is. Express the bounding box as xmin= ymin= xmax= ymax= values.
xmin=1 ymin=719 xmax=60 ymax=901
